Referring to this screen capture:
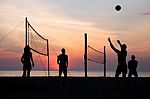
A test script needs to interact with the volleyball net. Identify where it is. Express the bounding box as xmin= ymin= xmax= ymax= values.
xmin=25 ymin=18 xmax=50 ymax=76
xmin=84 ymin=33 xmax=106 ymax=77
xmin=88 ymin=45 xmax=105 ymax=64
